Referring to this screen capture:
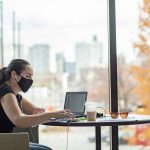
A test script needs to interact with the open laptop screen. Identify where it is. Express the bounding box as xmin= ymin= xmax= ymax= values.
xmin=64 ymin=92 xmax=87 ymax=116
